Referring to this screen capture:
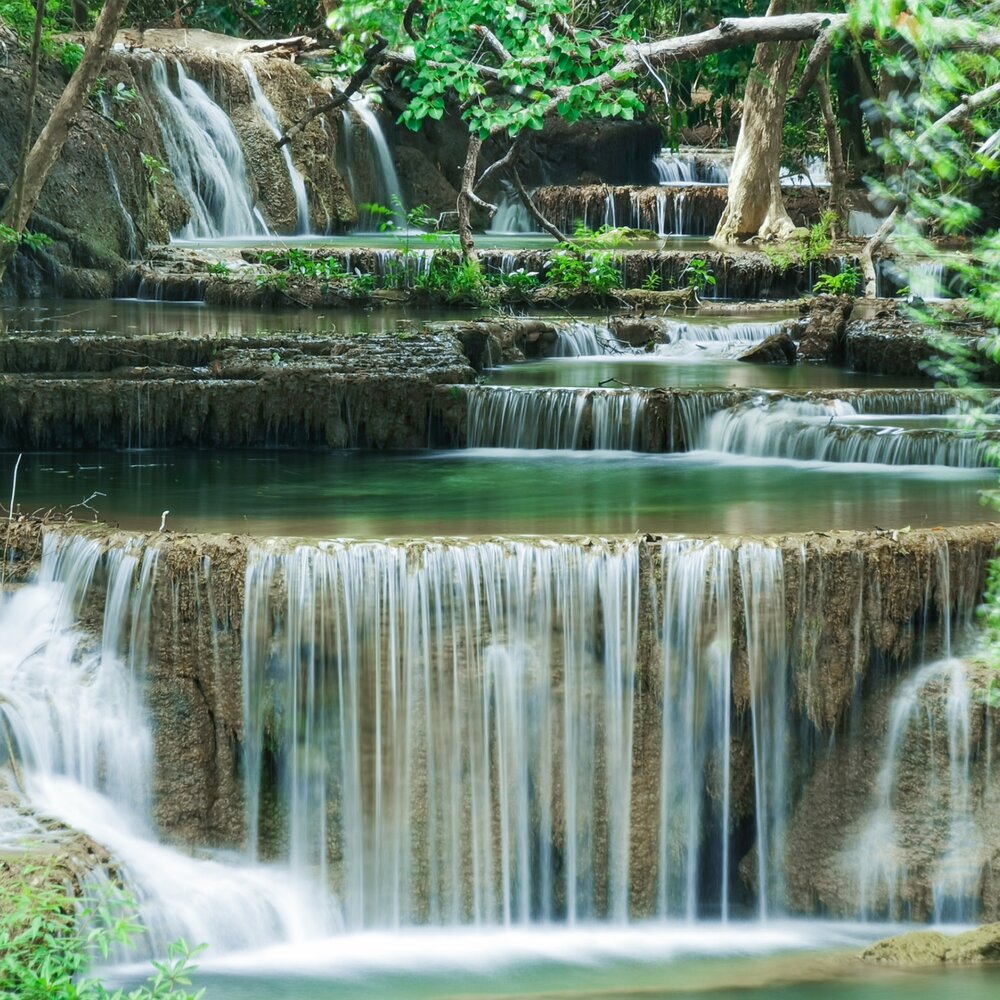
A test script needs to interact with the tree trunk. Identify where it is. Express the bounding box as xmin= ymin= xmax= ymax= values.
xmin=457 ymin=133 xmax=483 ymax=261
xmin=713 ymin=1 xmax=802 ymax=244
xmin=9 ymin=0 xmax=47 ymax=233
xmin=816 ymin=74 xmax=848 ymax=230
xmin=0 ymin=0 xmax=131 ymax=283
